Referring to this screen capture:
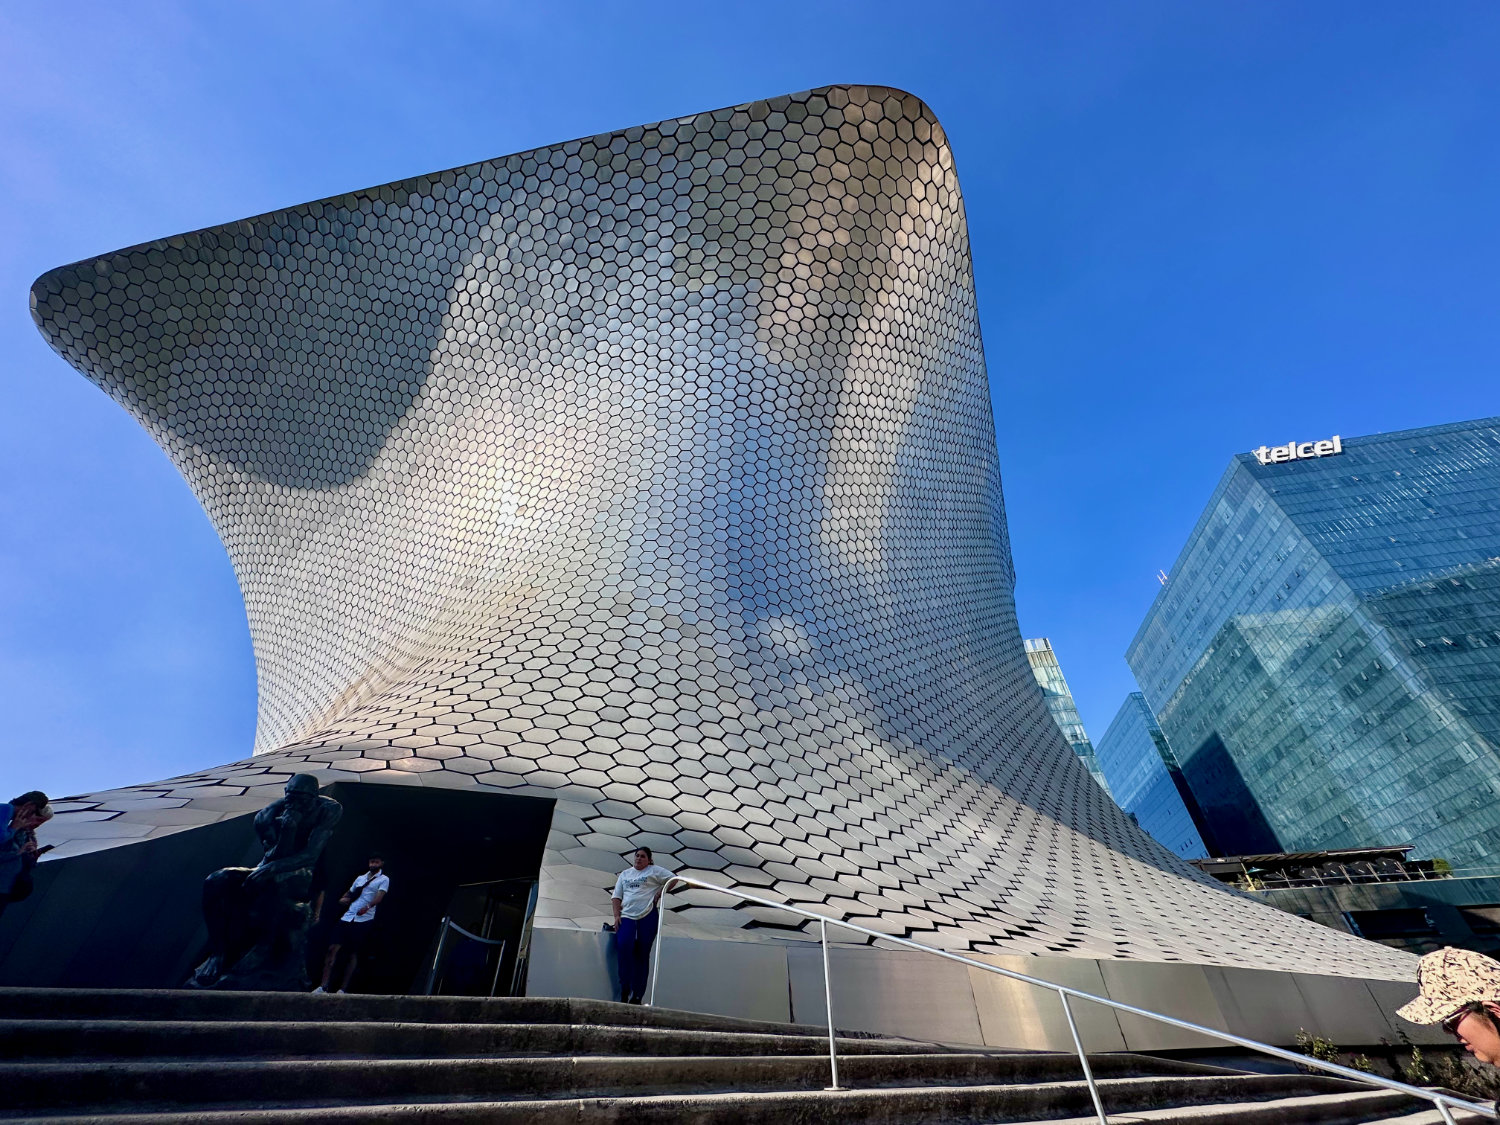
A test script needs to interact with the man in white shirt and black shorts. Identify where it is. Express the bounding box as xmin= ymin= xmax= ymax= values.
xmin=611 ymin=846 xmax=676 ymax=1004
xmin=314 ymin=854 xmax=389 ymax=993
